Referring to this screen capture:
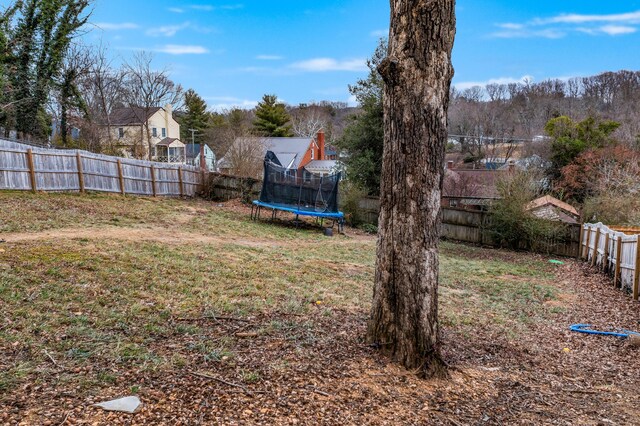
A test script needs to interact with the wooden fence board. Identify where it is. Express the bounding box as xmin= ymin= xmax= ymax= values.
xmin=0 ymin=139 xmax=202 ymax=197
xmin=581 ymin=222 xmax=640 ymax=299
